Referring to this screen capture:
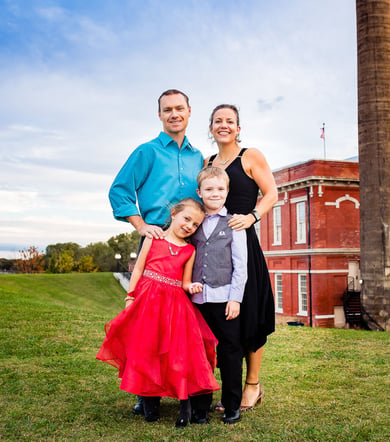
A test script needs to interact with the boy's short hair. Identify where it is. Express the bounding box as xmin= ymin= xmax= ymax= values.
xmin=197 ymin=166 xmax=230 ymax=189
